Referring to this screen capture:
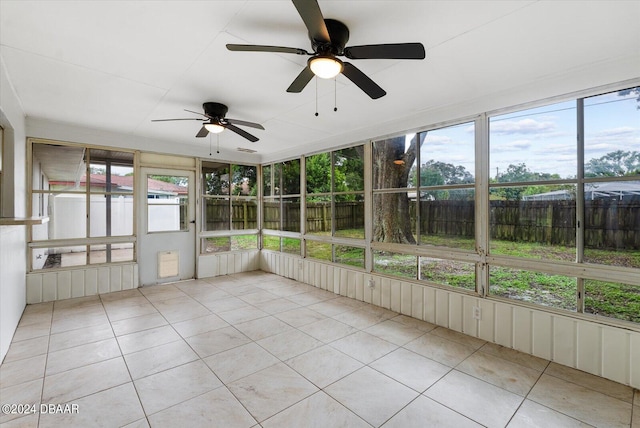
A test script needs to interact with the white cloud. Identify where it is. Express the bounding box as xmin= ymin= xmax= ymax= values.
xmin=492 ymin=139 xmax=531 ymax=151
xmin=490 ymin=118 xmax=556 ymax=135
